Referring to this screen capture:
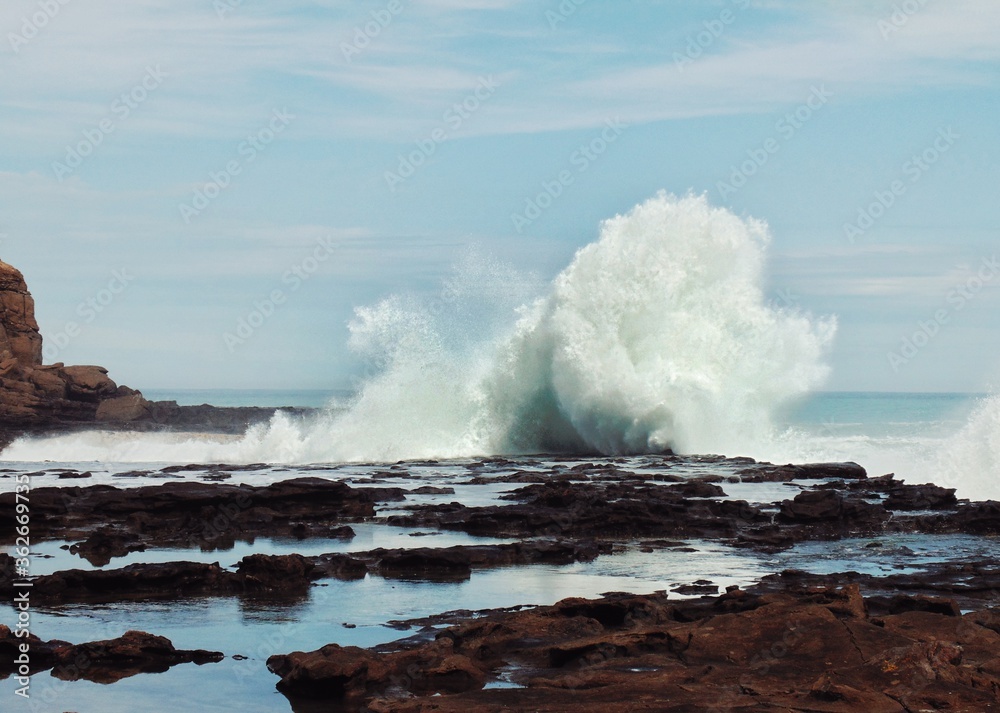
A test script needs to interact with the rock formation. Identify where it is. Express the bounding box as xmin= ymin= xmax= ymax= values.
xmin=266 ymin=586 xmax=1000 ymax=712
xmin=0 ymin=258 xmax=321 ymax=444
xmin=0 ymin=625 xmax=224 ymax=682
xmin=0 ymin=258 xmax=151 ymax=427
